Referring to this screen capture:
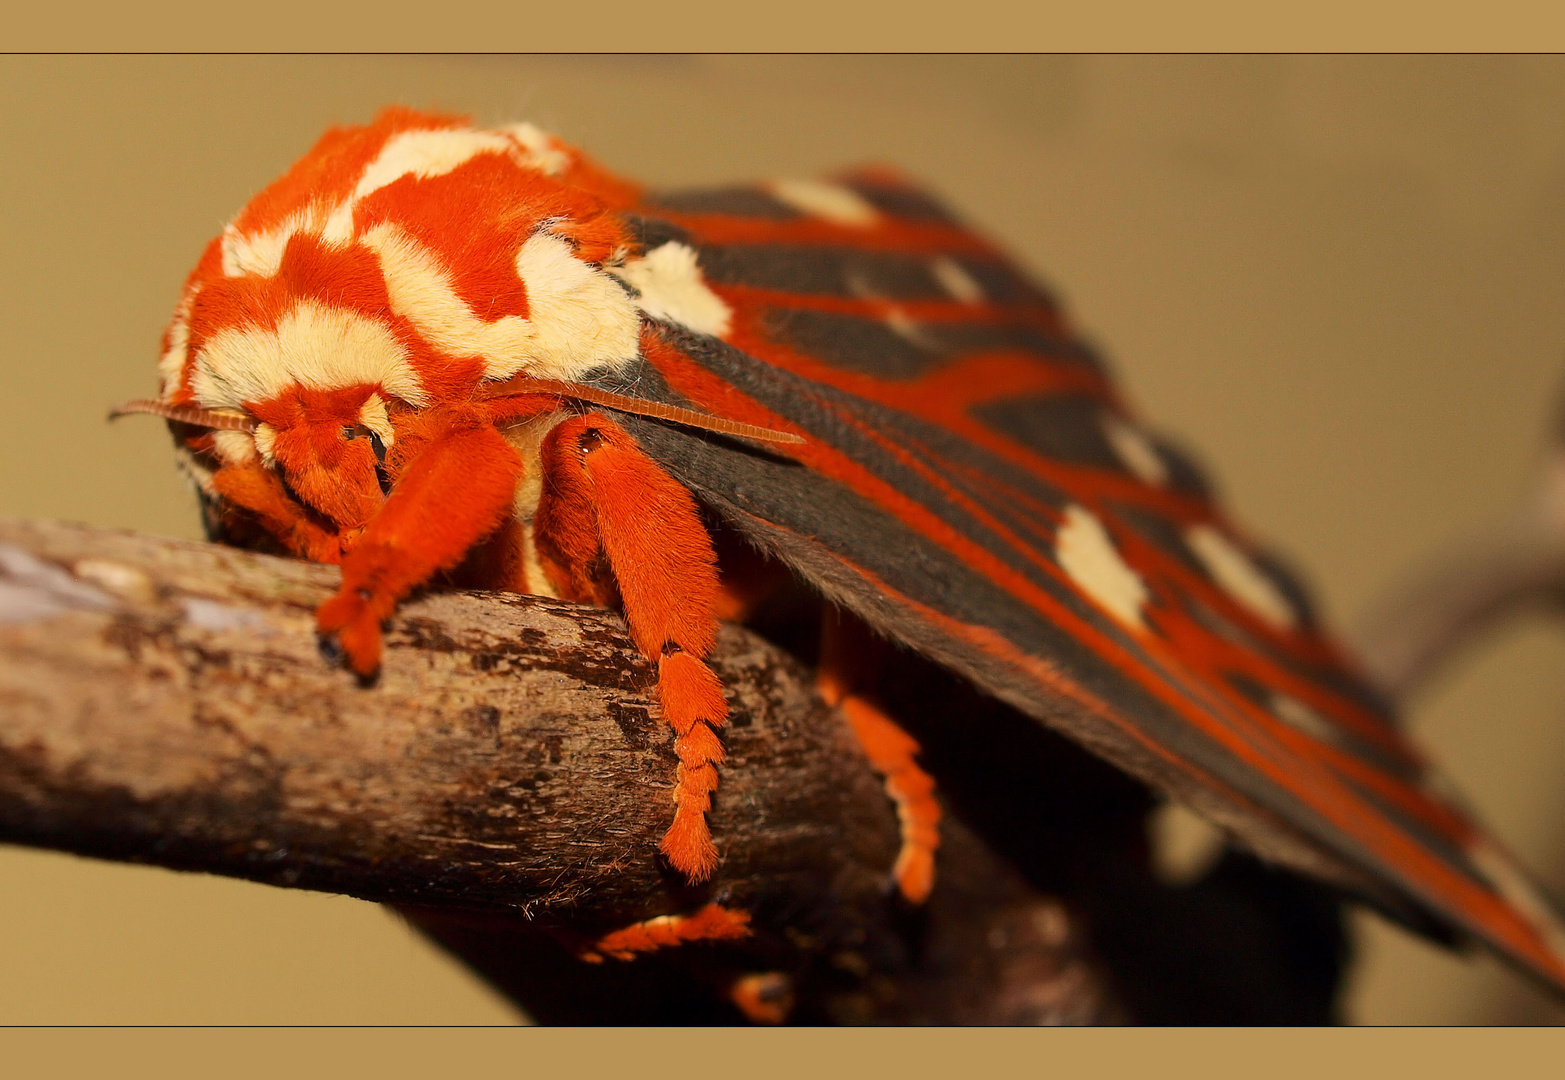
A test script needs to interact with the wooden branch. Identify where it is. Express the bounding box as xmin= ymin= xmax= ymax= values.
xmin=1351 ymin=443 xmax=1565 ymax=703
xmin=0 ymin=517 xmax=1118 ymax=1024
